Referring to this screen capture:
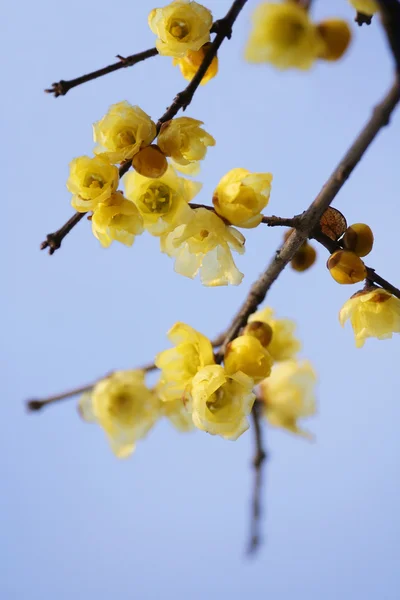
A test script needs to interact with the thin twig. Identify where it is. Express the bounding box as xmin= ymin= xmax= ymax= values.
xmin=248 ymin=400 xmax=267 ymax=554
xmin=40 ymin=0 xmax=249 ymax=254
xmin=45 ymin=48 xmax=159 ymax=97
xmin=312 ymin=230 xmax=400 ymax=299
xmin=216 ymin=79 xmax=400 ymax=359
xmin=26 ymin=335 xmax=225 ymax=413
